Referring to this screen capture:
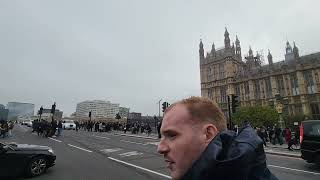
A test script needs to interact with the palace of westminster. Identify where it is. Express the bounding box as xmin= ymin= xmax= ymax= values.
xmin=200 ymin=28 xmax=320 ymax=120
